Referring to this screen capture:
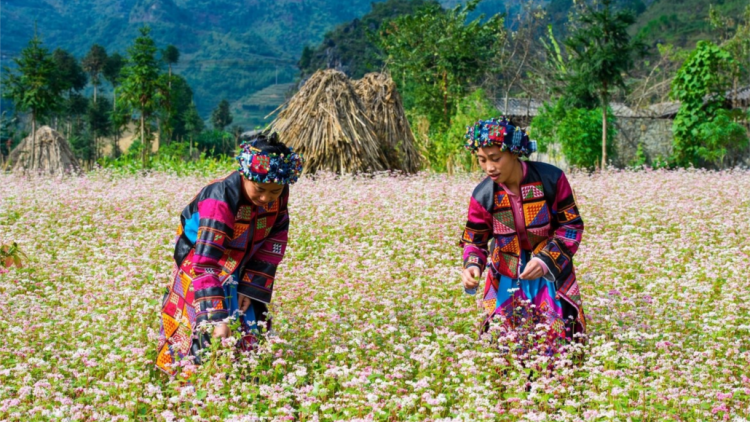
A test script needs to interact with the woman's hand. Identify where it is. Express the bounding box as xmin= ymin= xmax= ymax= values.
xmin=212 ymin=323 xmax=230 ymax=338
xmin=461 ymin=266 xmax=481 ymax=290
xmin=519 ymin=259 xmax=545 ymax=280
xmin=239 ymin=295 xmax=251 ymax=313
